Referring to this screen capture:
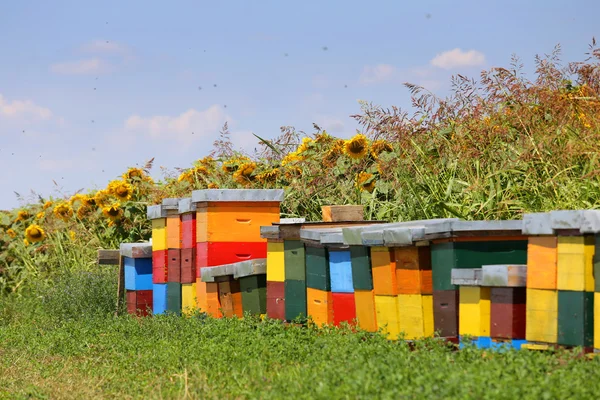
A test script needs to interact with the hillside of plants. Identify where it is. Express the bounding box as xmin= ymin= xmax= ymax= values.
xmin=1 ymin=44 xmax=600 ymax=399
